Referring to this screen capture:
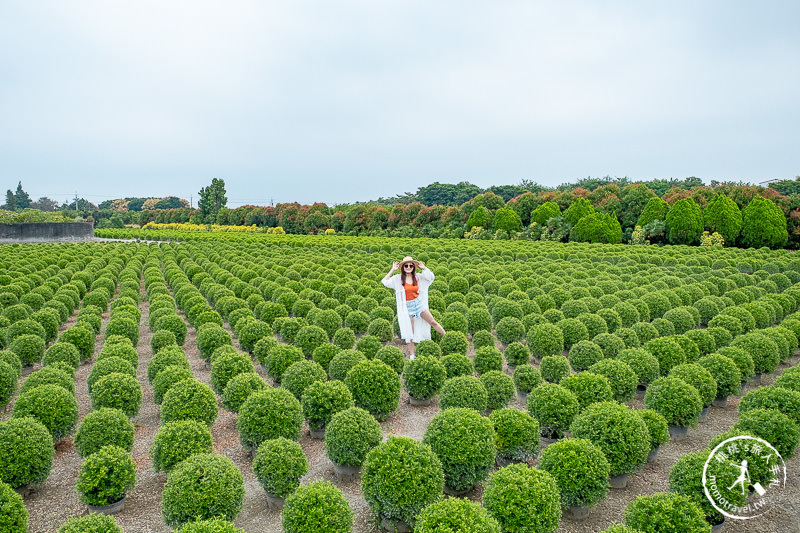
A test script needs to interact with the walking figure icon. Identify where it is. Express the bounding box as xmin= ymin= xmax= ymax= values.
xmin=727 ymin=459 xmax=751 ymax=496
